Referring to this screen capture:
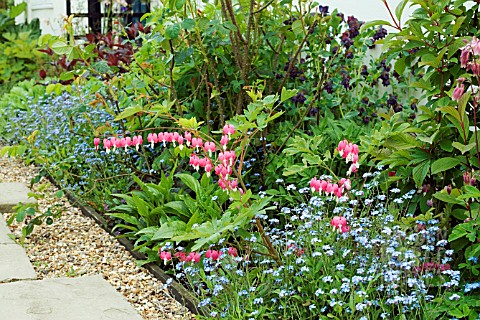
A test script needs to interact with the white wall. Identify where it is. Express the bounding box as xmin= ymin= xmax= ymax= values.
xmin=15 ymin=0 xmax=66 ymax=35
